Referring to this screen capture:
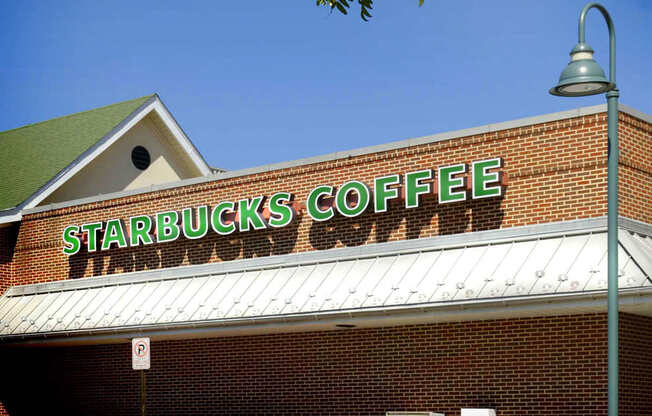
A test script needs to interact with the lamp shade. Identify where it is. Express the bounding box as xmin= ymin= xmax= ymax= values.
xmin=549 ymin=43 xmax=614 ymax=97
